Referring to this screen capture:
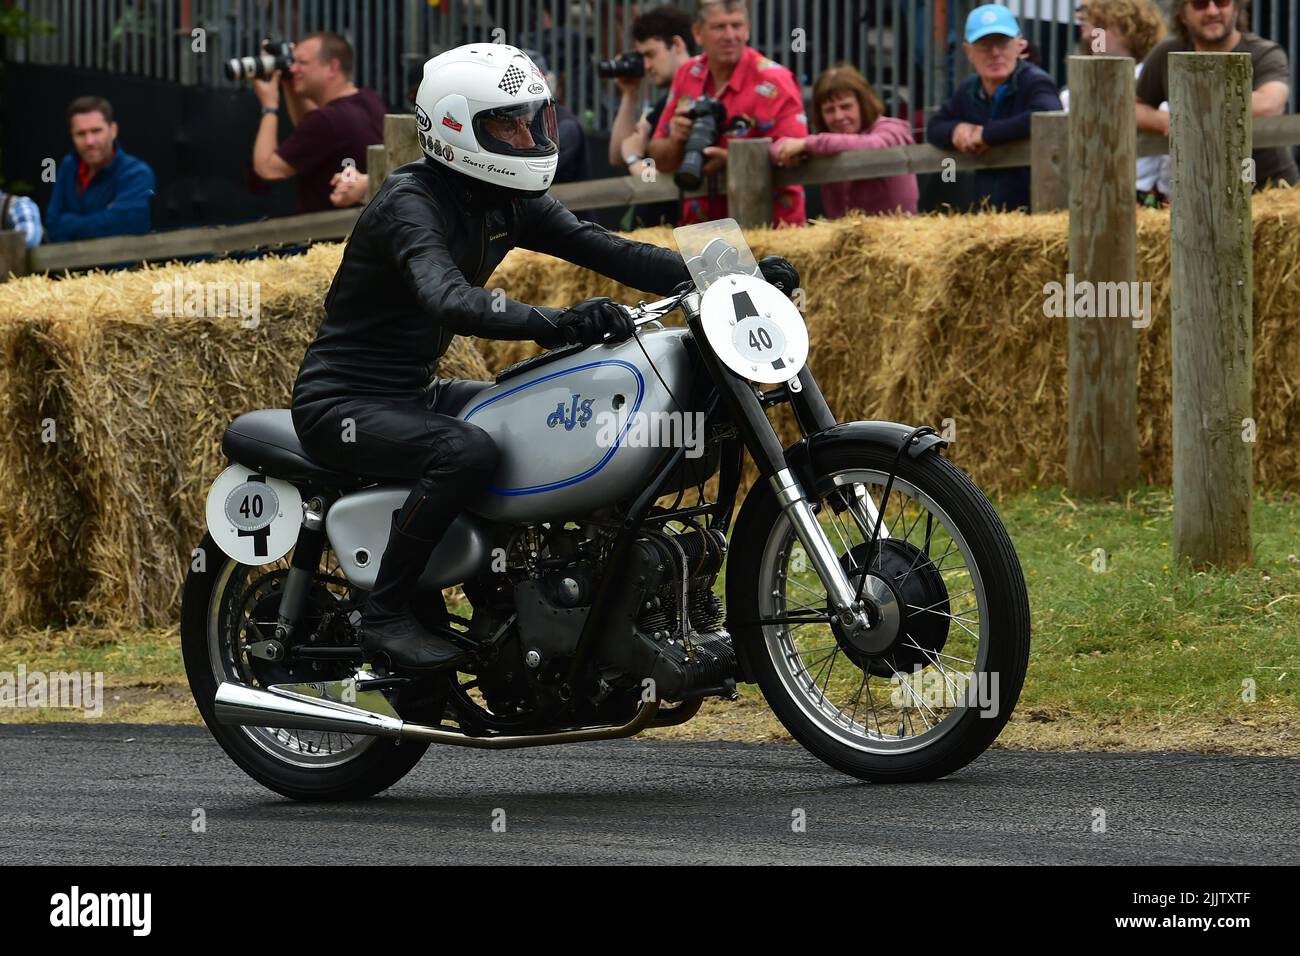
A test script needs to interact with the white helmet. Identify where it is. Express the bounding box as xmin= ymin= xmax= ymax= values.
xmin=414 ymin=44 xmax=559 ymax=197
